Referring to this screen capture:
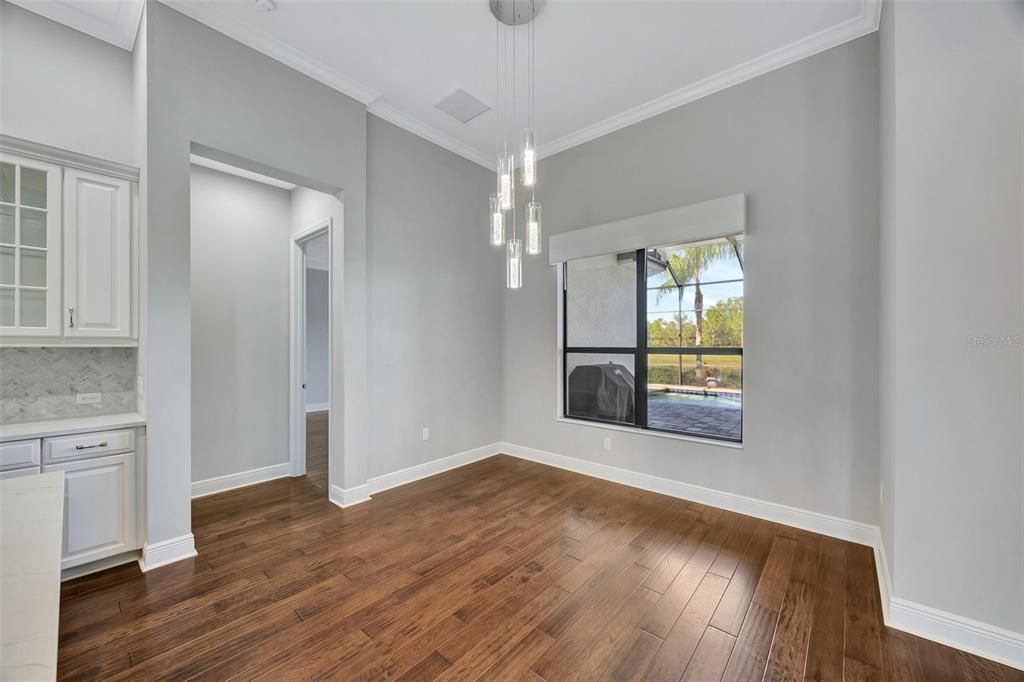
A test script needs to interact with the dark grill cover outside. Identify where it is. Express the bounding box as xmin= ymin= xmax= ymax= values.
xmin=567 ymin=362 xmax=635 ymax=423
